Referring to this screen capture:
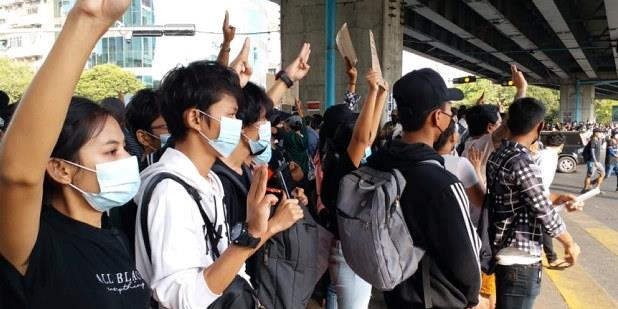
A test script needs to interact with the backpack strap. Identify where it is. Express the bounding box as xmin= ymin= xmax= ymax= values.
xmin=140 ymin=173 xmax=222 ymax=263
xmin=211 ymin=163 xmax=250 ymax=196
xmin=422 ymin=254 xmax=432 ymax=309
